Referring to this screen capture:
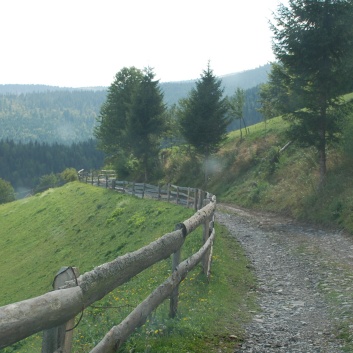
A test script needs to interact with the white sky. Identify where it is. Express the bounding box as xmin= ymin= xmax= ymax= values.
xmin=0 ymin=0 xmax=286 ymax=88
